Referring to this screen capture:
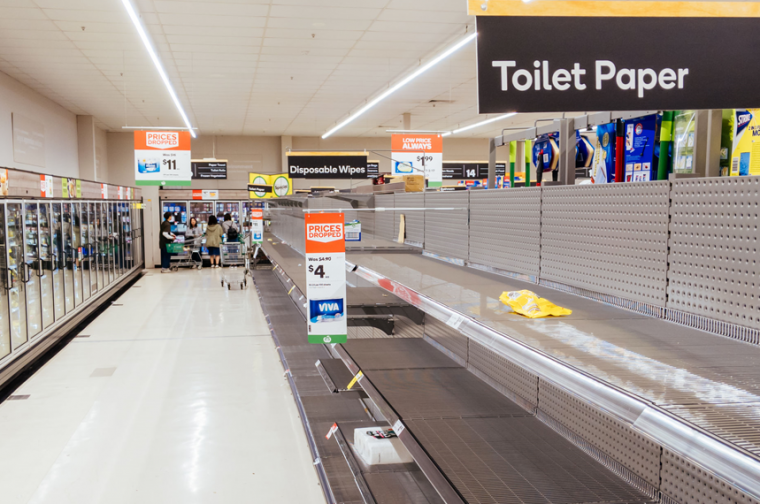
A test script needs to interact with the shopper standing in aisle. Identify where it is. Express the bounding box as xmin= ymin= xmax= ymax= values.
xmin=205 ymin=215 xmax=224 ymax=268
xmin=222 ymin=213 xmax=238 ymax=242
xmin=159 ymin=212 xmax=177 ymax=273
